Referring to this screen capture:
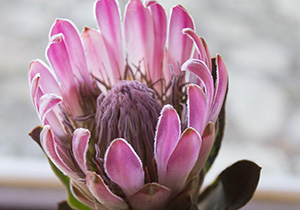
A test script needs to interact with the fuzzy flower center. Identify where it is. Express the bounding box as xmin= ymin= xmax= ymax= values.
xmin=95 ymin=80 xmax=161 ymax=181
